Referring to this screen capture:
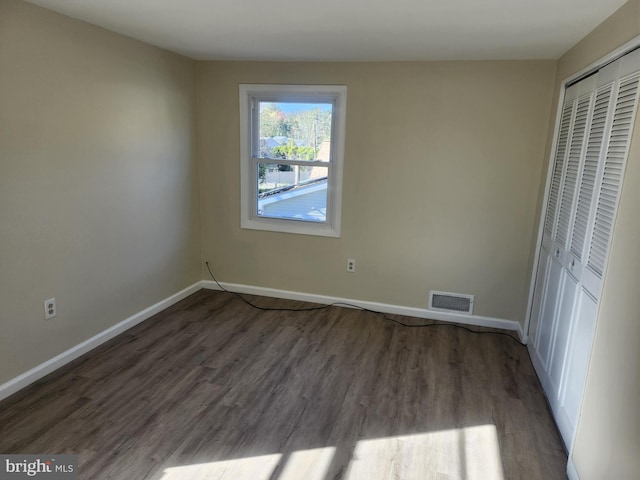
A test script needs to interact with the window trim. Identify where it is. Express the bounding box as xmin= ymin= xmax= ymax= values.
xmin=239 ymin=84 xmax=347 ymax=237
